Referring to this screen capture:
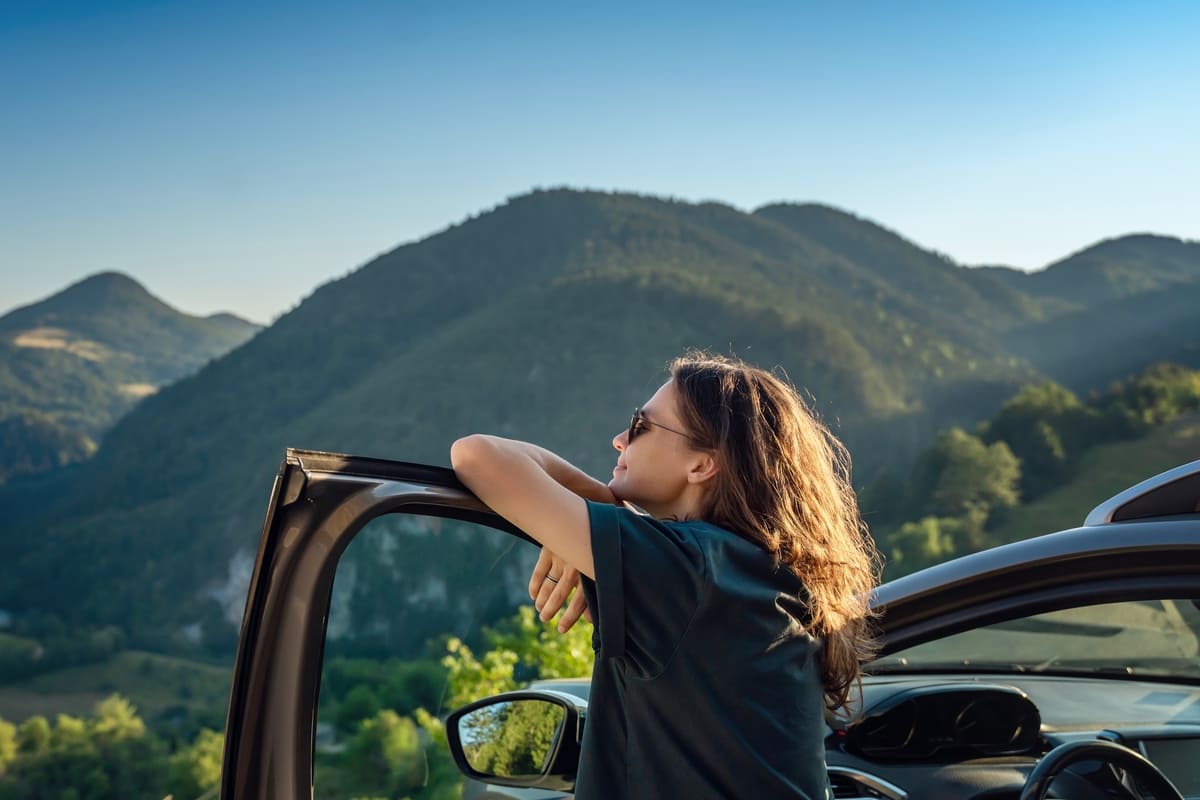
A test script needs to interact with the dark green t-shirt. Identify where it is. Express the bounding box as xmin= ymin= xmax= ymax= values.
xmin=576 ymin=501 xmax=831 ymax=800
